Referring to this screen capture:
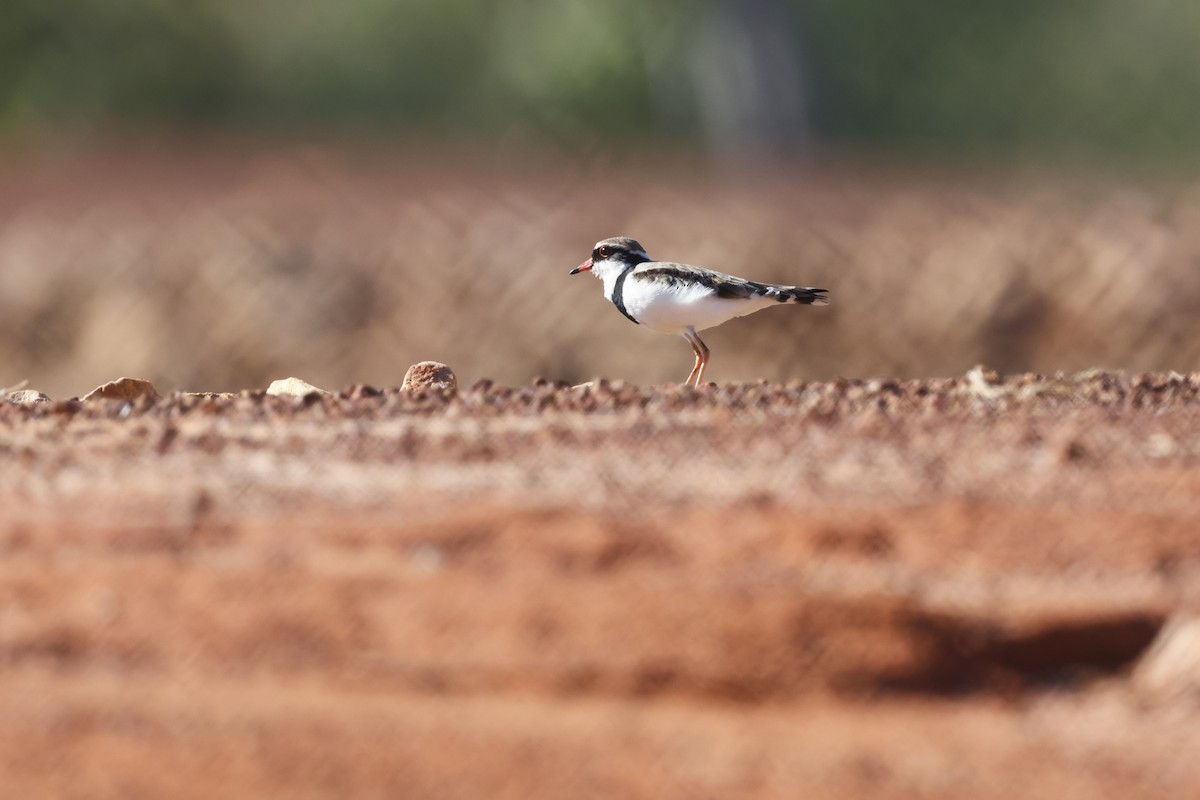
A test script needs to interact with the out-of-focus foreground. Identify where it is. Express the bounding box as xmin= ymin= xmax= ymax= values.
xmin=2 ymin=374 xmax=1199 ymax=798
